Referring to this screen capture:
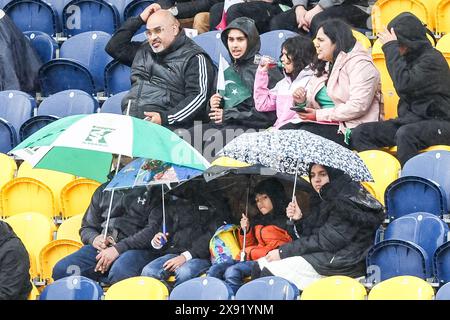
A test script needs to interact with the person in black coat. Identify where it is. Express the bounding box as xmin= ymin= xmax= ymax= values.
xmin=255 ymin=163 xmax=384 ymax=291
xmin=0 ymin=221 xmax=31 ymax=300
xmin=351 ymin=12 xmax=450 ymax=166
